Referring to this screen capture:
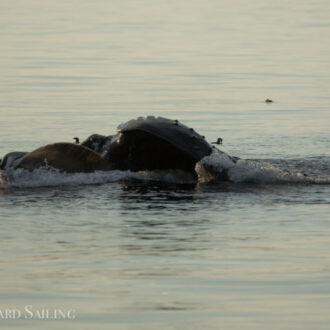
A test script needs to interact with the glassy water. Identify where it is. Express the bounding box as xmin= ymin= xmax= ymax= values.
xmin=0 ymin=0 xmax=329 ymax=329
